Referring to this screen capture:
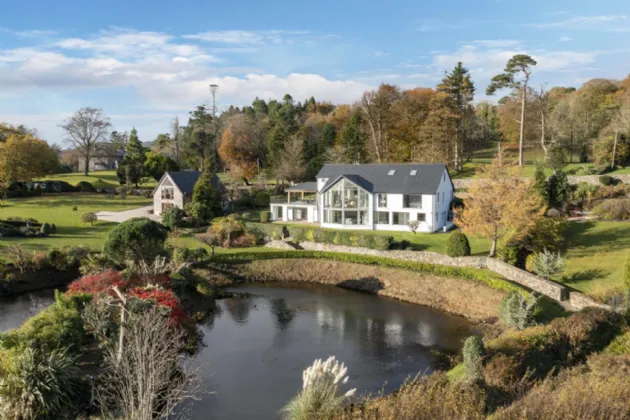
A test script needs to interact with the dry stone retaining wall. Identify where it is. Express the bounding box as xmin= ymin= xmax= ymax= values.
xmin=453 ymin=174 xmax=630 ymax=190
xmin=569 ymin=291 xmax=611 ymax=311
xmin=484 ymin=258 xmax=568 ymax=301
